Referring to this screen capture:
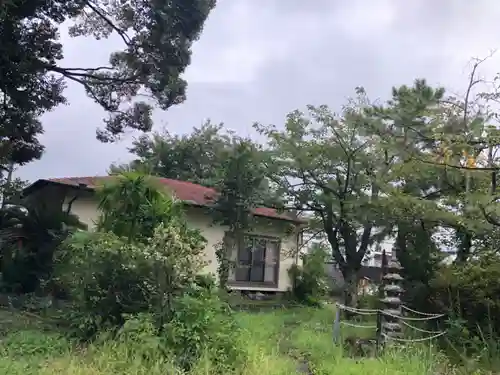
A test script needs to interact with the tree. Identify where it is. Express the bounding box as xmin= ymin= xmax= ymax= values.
xmin=0 ymin=174 xmax=27 ymax=207
xmin=375 ymin=69 xmax=500 ymax=263
xmin=392 ymin=221 xmax=443 ymax=310
xmin=364 ymin=80 xmax=473 ymax=266
xmin=110 ymin=121 xmax=236 ymax=187
xmin=255 ymin=97 xmax=389 ymax=306
xmin=0 ymin=117 xmax=46 ymax=174
xmin=1 ymin=0 xmax=216 ymax=143
xmin=210 ymin=138 xmax=271 ymax=288
xmin=0 ymin=200 xmax=85 ymax=293
xmin=437 ymin=67 xmax=500 ymax=262
xmin=57 ymin=171 xmax=210 ymax=348
xmin=96 ymin=172 xmax=184 ymax=243
xmin=255 ymin=84 xmax=460 ymax=307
